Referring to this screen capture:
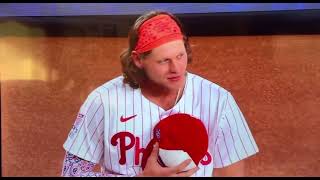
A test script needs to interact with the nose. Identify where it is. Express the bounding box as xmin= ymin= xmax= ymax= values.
xmin=169 ymin=60 xmax=178 ymax=73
